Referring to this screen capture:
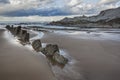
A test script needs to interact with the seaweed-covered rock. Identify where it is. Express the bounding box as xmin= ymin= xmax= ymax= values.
xmin=53 ymin=52 xmax=68 ymax=64
xmin=32 ymin=39 xmax=42 ymax=52
xmin=45 ymin=44 xmax=59 ymax=56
